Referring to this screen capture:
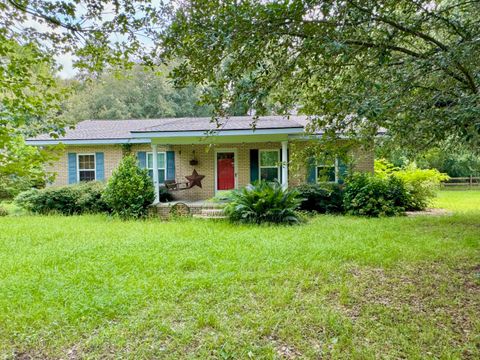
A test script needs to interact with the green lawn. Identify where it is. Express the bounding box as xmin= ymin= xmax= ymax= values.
xmin=0 ymin=191 xmax=479 ymax=359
